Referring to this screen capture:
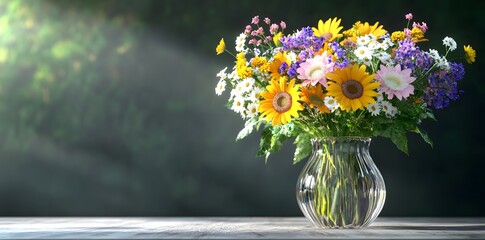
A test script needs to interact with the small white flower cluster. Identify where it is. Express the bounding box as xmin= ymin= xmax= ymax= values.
xmin=425 ymin=36 xmax=457 ymax=71
xmin=353 ymin=34 xmax=395 ymax=66
xmin=215 ymin=67 xmax=263 ymax=119
xmin=235 ymin=33 xmax=247 ymax=53
xmin=442 ymin=36 xmax=457 ymax=51
xmin=366 ymin=92 xmax=399 ymax=118
xmin=428 ymin=49 xmax=450 ymax=70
